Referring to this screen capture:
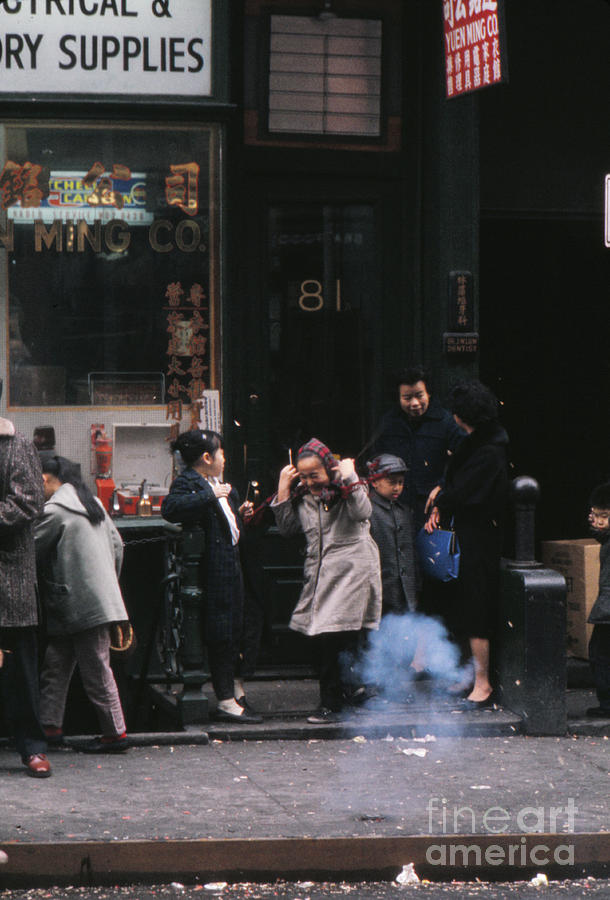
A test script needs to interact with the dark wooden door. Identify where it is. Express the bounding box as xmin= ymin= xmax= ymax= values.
xmin=239 ymin=187 xmax=391 ymax=669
